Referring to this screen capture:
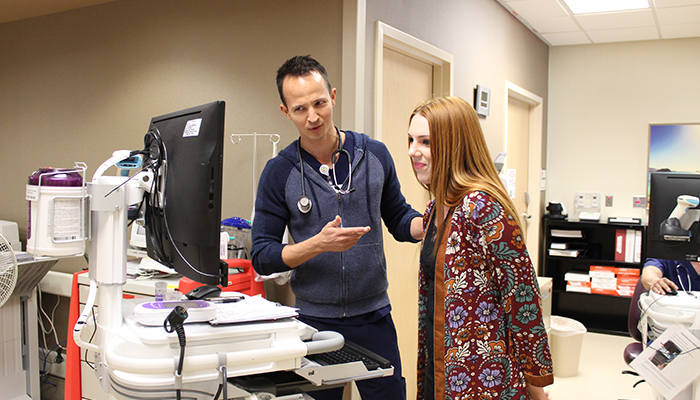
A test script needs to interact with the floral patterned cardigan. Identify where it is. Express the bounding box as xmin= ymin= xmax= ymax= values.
xmin=417 ymin=191 xmax=554 ymax=400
